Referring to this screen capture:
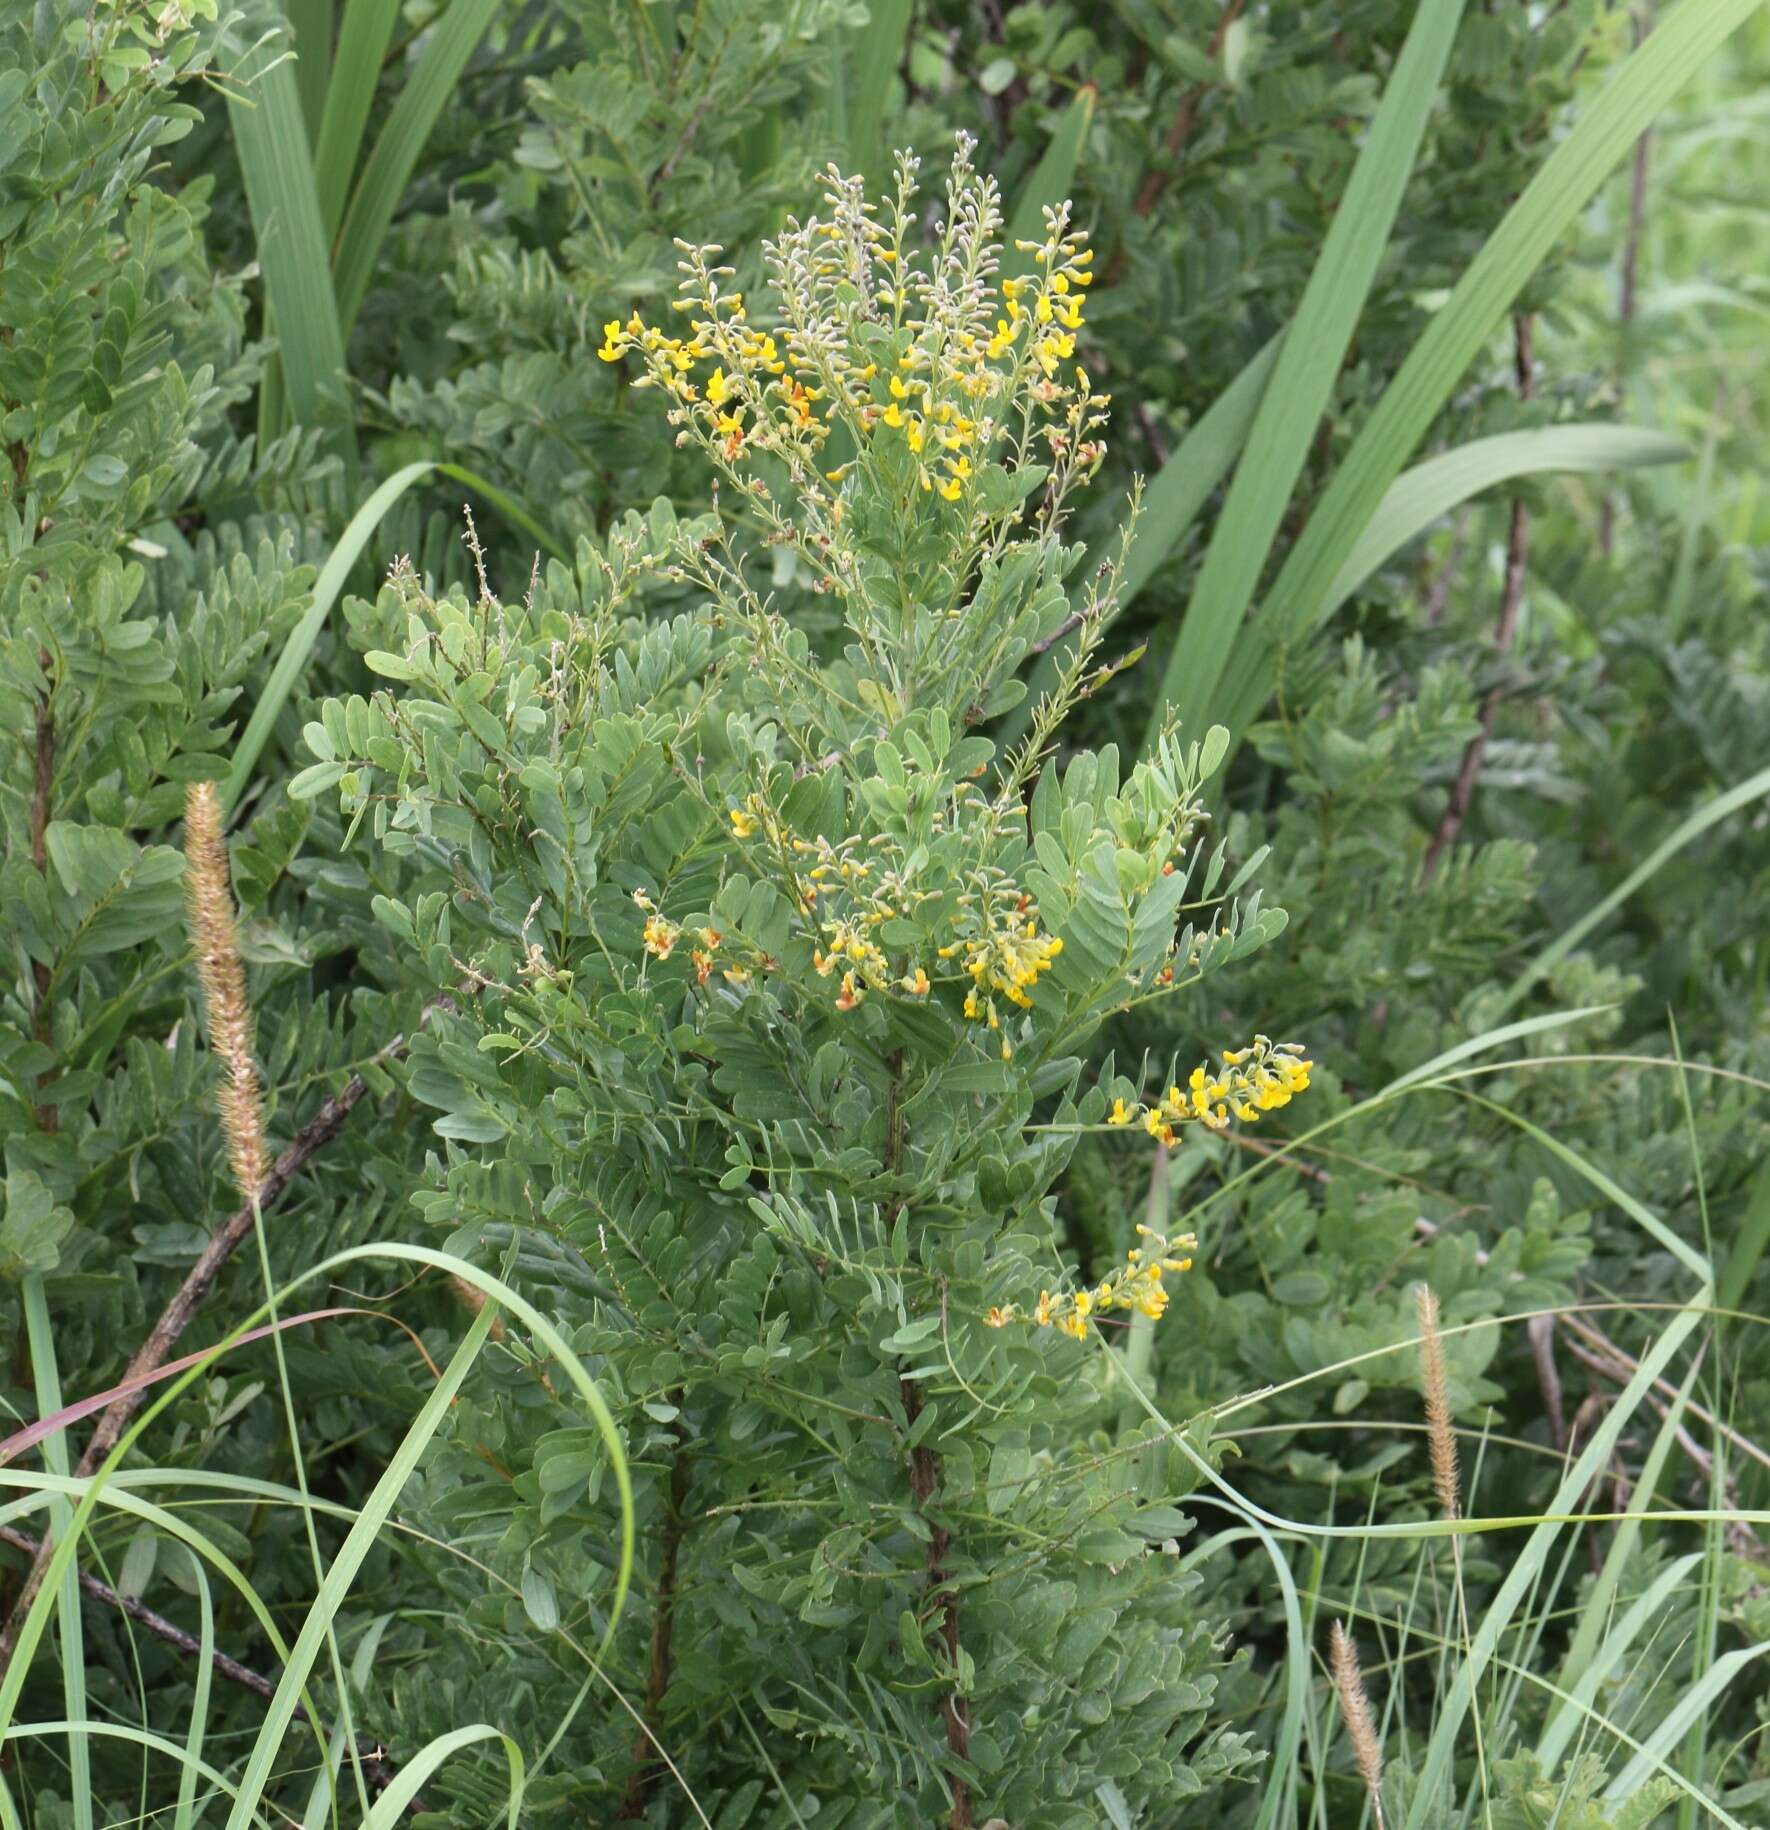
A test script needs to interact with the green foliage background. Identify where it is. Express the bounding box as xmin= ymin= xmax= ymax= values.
xmin=3 ymin=0 xmax=1769 ymax=1823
